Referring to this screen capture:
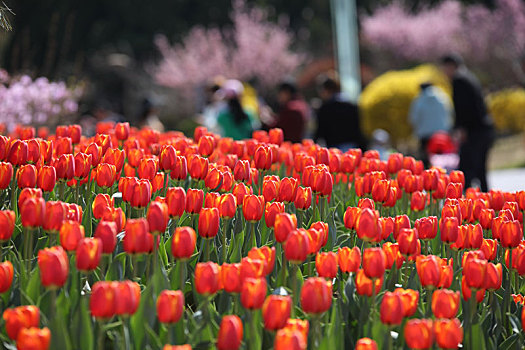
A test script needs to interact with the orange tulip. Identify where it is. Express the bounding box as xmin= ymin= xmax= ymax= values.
xmin=479 ymin=208 xmax=494 ymax=230
xmin=300 ymin=277 xmax=332 ymax=314
xmin=240 ymin=257 xmax=266 ymax=281
xmin=218 ymin=193 xmax=237 ymax=219
xmin=254 ymin=144 xmax=272 ymax=170
xmin=123 ymin=218 xmax=155 ymax=254
xmin=0 ymin=261 xmax=14 ymax=293
xmin=59 ymin=220 xmax=85 ymax=251
xmin=217 ymin=315 xmax=243 ymax=350
xmin=247 ymin=246 xmax=275 ymax=275
xmin=362 ymin=247 xmax=386 ymax=279
xmin=356 ymin=208 xmax=381 ymax=242
xmin=204 ymin=191 xmax=220 ymax=209
xmin=7 ymin=139 xmax=28 ymax=165
xmin=90 ymin=281 xmax=116 ymax=319
xmin=404 ymin=319 xmax=433 ymax=349
xmin=278 ymin=177 xmax=298 ymax=202
xmin=416 ymin=255 xmax=441 ymax=288
xmin=461 ymin=276 xmax=486 ymax=303
xmin=172 ymin=227 xmax=196 ymax=260
xmin=38 ymin=246 xmax=69 ymax=289
xmin=393 ymin=214 xmax=411 ymax=240
xmin=198 ymin=207 xmax=220 ymax=238
xmin=195 ymin=262 xmax=220 ymax=295
xmin=415 ymin=216 xmax=438 ymax=240
xmin=54 ymin=153 xmax=75 ymax=181
xmin=233 ymin=160 xmax=250 ymax=182
xmin=36 ymin=165 xmax=55 ymax=192
xmin=355 ymin=338 xmax=378 ymax=350
xmin=188 ymin=154 xmax=209 ymax=180
xmin=294 ymin=186 xmax=312 ymax=210
xmin=394 ymin=288 xmax=419 ymax=317
xmin=440 ymin=216 xmax=459 ymax=243
xmin=484 ymin=262 xmax=502 ymax=291
xmin=16 ymin=164 xmax=37 ymax=188
xmin=242 ymin=195 xmax=264 ymax=222
xmin=315 ymin=252 xmax=338 ymax=279
xmin=94 ymin=221 xmax=118 ymax=254
xmin=166 ymin=187 xmax=186 ymax=218
xmin=204 ymin=167 xmax=223 ymax=191
xmin=463 ymin=257 xmax=487 ymax=290
xmin=264 ymin=202 xmax=285 ymax=228
xmin=262 ymin=177 xmax=279 ymax=202
xmin=85 ymin=142 xmax=102 ymax=167
xmin=480 ymin=239 xmax=497 ymax=260
xmin=115 ymin=122 xmax=130 ymax=140
xmin=92 ymin=193 xmax=113 ymax=220
xmin=262 ymin=295 xmax=292 ymax=330
xmin=0 ymin=162 xmax=13 ymax=189
xmin=76 ymin=238 xmax=102 ymax=272
xmin=114 ymin=280 xmax=141 ymax=316
xmin=220 ymin=263 xmax=241 ymax=293
xmin=159 ymin=145 xmax=177 ymax=172
xmin=0 ymin=210 xmax=16 ymax=241
xmin=355 ymin=269 xmax=383 ymax=297
xmin=380 ymin=291 xmax=404 ymax=325
xmin=147 ymin=201 xmax=169 ymax=234
xmin=274 ymin=213 xmax=297 ymax=243
xmin=157 ymin=290 xmax=184 ymax=323
xmin=16 ymin=326 xmax=51 ymax=350
xmin=169 ymin=155 xmax=187 ymax=180
xmin=274 ymin=327 xmax=306 ymax=350
xmin=269 ymin=128 xmax=284 ymax=145
xmin=137 ymin=157 xmax=158 ymax=182
xmin=2 ymin=305 xmax=40 ymax=340
xmin=338 ymin=246 xmax=361 ymax=273
xmin=398 ymin=228 xmax=419 ymax=256
xmin=241 ymin=277 xmax=267 ymax=309
xmin=434 ymin=318 xmax=463 ymax=349
xmin=371 ymin=179 xmax=389 ymax=203
xmin=343 ymin=207 xmax=361 ymax=230
xmin=500 ymin=220 xmax=522 ymax=248
xmin=186 ymin=188 xmax=204 ymax=214
xmin=432 ymin=289 xmax=460 ymax=318
xmin=284 ymin=229 xmax=310 ymax=263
